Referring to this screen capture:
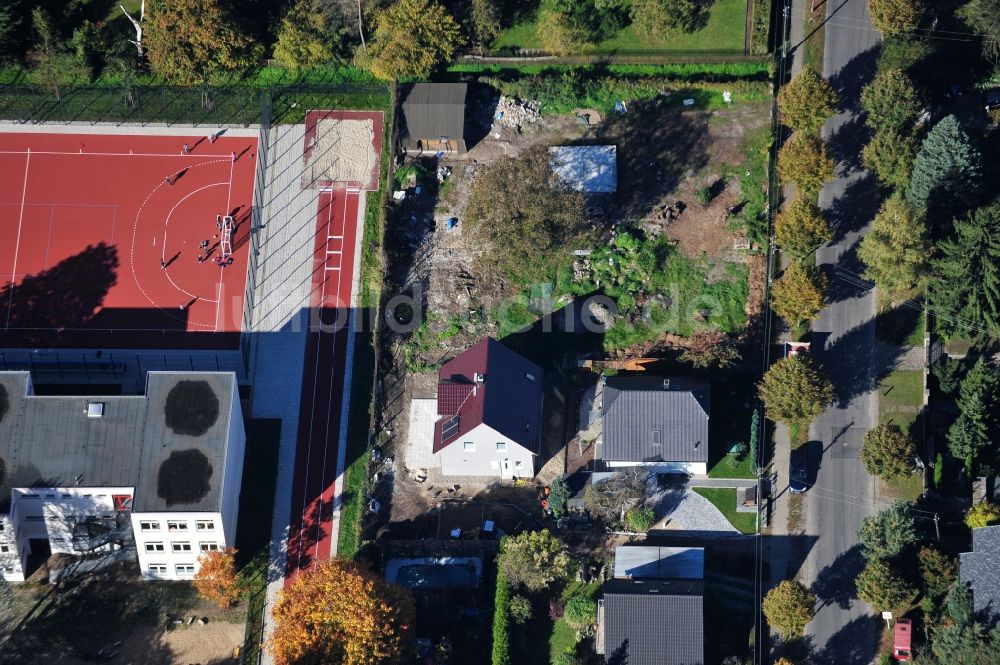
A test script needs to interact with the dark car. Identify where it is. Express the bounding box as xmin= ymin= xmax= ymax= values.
xmin=789 ymin=449 xmax=809 ymax=493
